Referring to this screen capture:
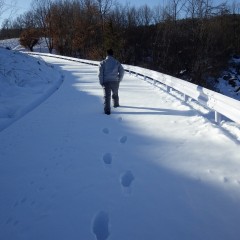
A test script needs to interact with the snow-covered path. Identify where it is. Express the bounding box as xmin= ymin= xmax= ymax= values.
xmin=1 ymin=56 xmax=240 ymax=240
